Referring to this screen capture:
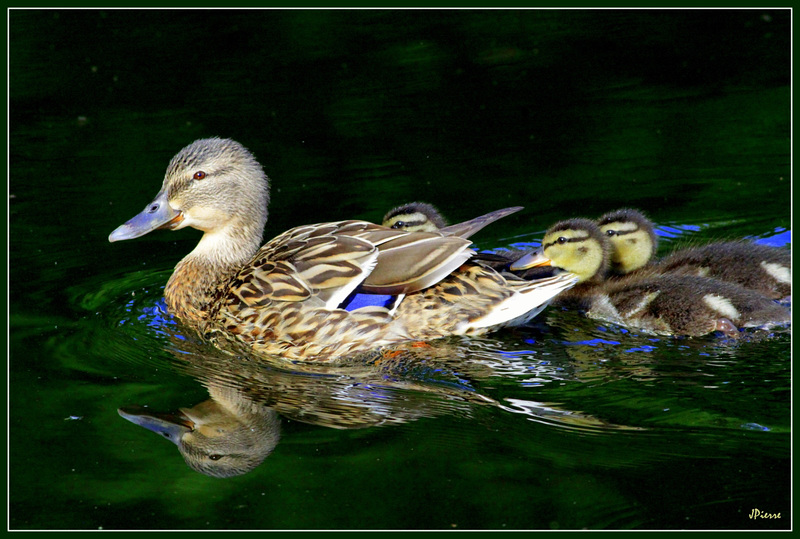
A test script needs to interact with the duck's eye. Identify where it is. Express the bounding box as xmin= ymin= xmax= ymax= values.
xmin=208 ymin=454 xmax=223 ymax=461
xmin=391 ymin=221 xmax=405 ymax=229
xmin=606 ymin=230 xmax=616 ymax=237
xmin=192 ymin=171 xmax=207 ymax=180
xmin=557 ymin=237 xmax=567 ymax=244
